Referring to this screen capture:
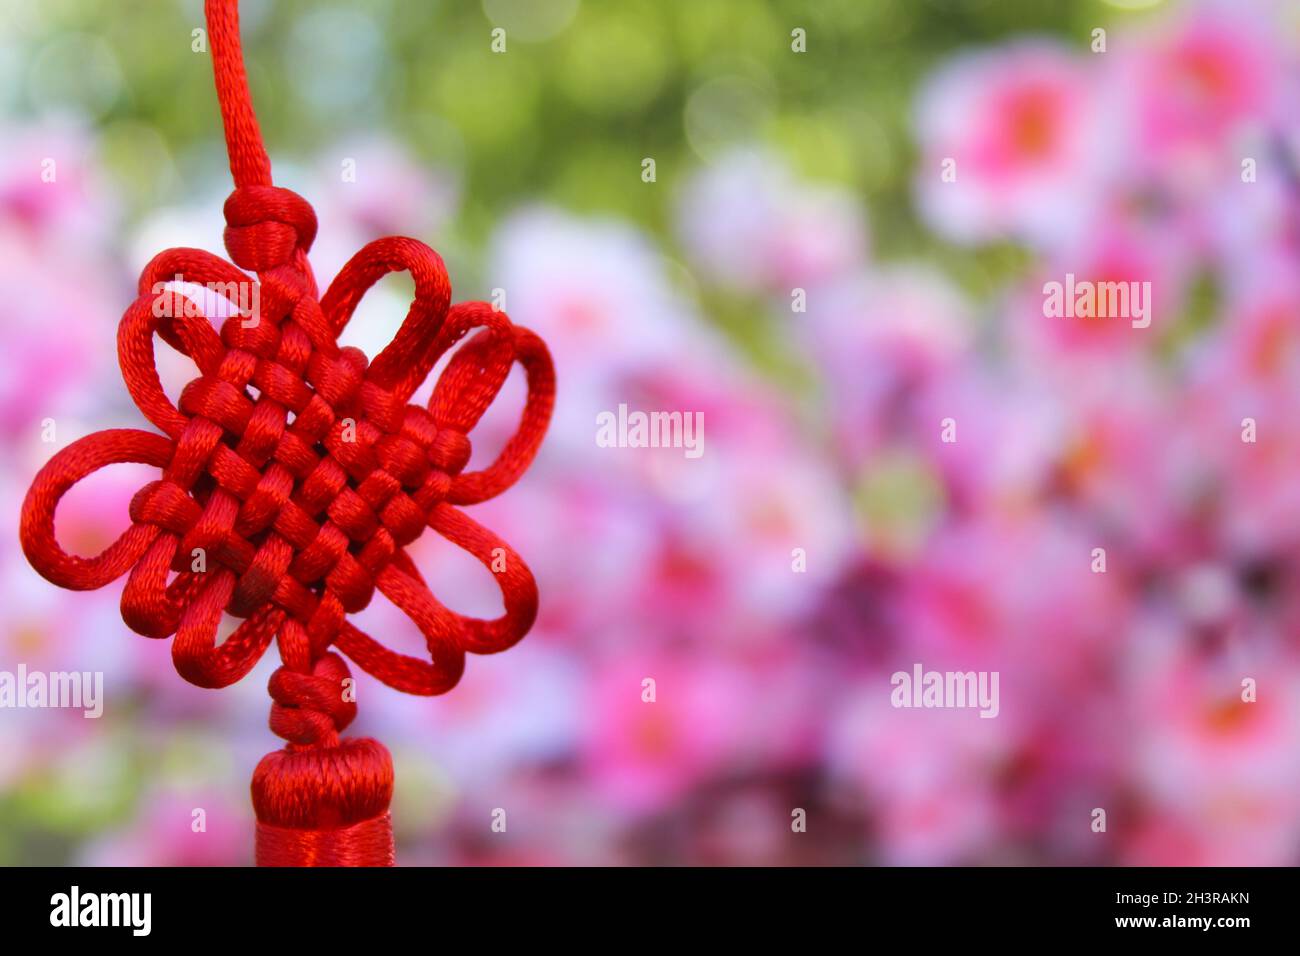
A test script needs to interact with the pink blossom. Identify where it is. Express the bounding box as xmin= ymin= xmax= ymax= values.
xmin=0 ymin=122 xmax=114 ymax=247
xmin=581 ymin=652 xmax=757 ymax=814
xmin=677 ymin=149 xmax=868 ymax=292
xmin=802 ymin=265 xmax=973 ymax=473
xmin=1122 ymin=647 xmax=1300 ymax=865
xmin=80 ymin=786 xmax=251 ymax=866
xmin=913 ymin=42 xmax=1103 ymax=247
xmin=1112 ymin=3 xmax=1284 ymax=188
xmin=829 ymin=691 xmax=1004 ymax=865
